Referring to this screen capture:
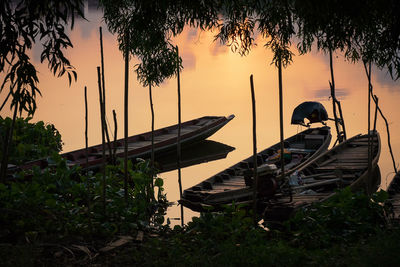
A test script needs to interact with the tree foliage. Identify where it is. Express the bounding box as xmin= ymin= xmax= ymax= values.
xmin=101 ymin=0 xmax=400 ymax=81
xmin=0 ymin=0 xmax=84 ymax=115
xmin=101 ymin=0 xmax=217 ymax=86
